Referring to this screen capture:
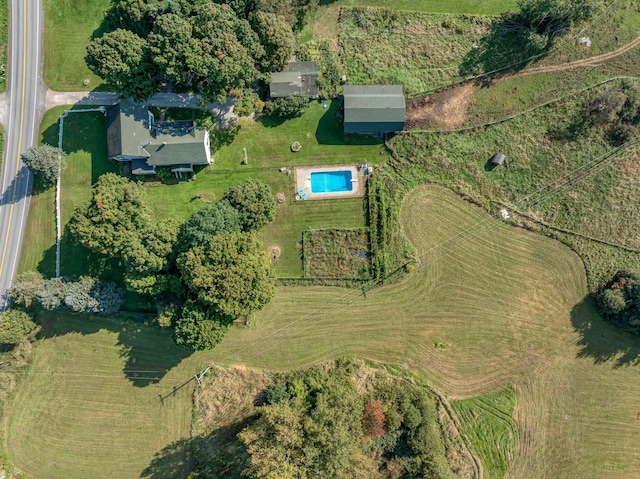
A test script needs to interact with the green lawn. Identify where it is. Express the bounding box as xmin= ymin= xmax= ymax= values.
xmin=21 ymin=103 xmax=381 ymax=279
xmin=452 ymin=388 xmax=518 ymax=479
xmin=5 ymin=313 xmax=193 ymax=479
xmin=19 ymin=106 xmax=119 ymax=278
xmin=44 ymin=0 xmax=109 ymax=90
xmin=144 ymin=102 xmax=382 ymax=277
